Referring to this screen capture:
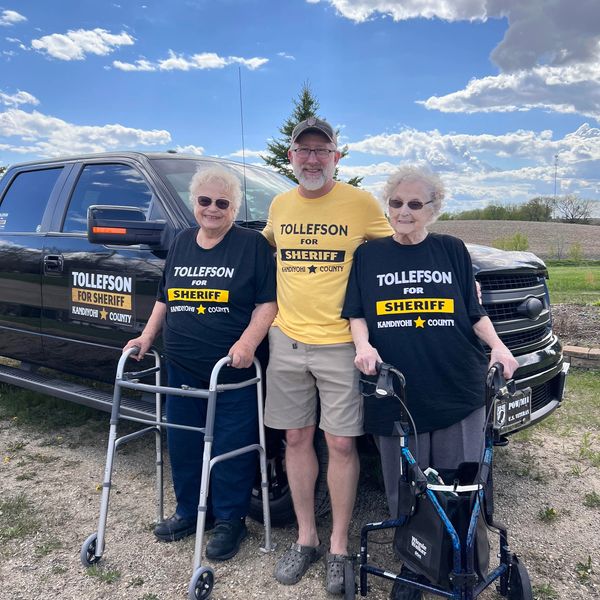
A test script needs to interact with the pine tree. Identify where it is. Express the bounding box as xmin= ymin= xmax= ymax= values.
xmin=261 ymin=82 xmax=362 ymax=187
